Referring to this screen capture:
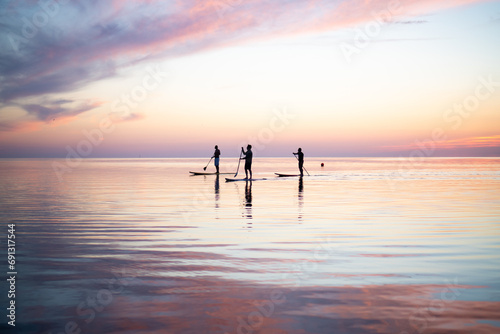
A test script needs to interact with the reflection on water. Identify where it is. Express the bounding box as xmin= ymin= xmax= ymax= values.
xmin=244 ymin=180 xmax=252 ymax=220
xmin=298 ymin=176 xmax=304 ymax=220
xmin=214 ymin=174 xmax=220 ymax=211
xmin=1 ymin=158 xmax=500 ymax=334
